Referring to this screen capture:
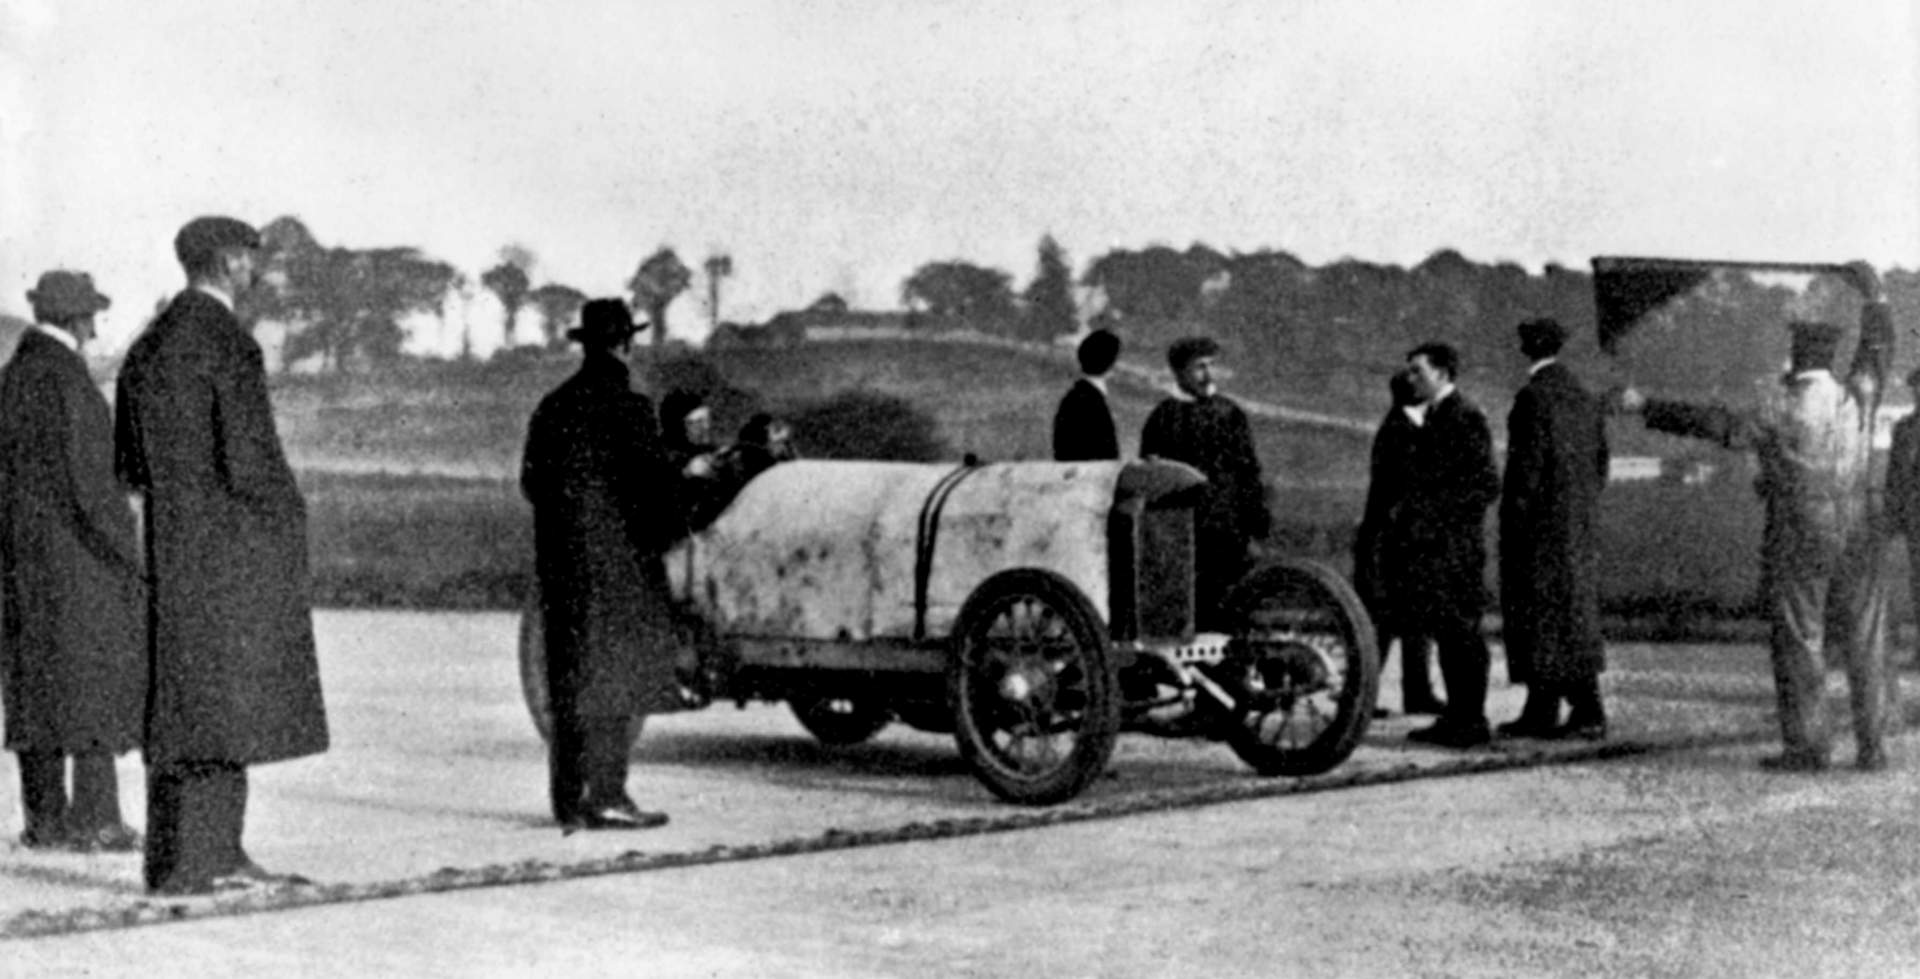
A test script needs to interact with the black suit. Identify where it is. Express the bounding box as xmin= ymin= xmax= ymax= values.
xmin=1387 ymin=390 xmax=1500 ymax=730
xmin=1052 ymin=378 xmax=1119 ymax=462
xmin=1353 ymin=403 xmax=1436 ymax=708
